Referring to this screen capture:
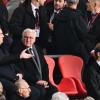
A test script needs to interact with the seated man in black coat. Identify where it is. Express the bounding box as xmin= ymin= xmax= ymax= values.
xmin=11 ymin=28 xmax=58 ymax=100
xmin=0 ymin=27 xmax=41 ymax=100
xmin=82 ymin=43 xmax=100 ymax=100
xmin=0 ymin=81 xmax=6 ymax=100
